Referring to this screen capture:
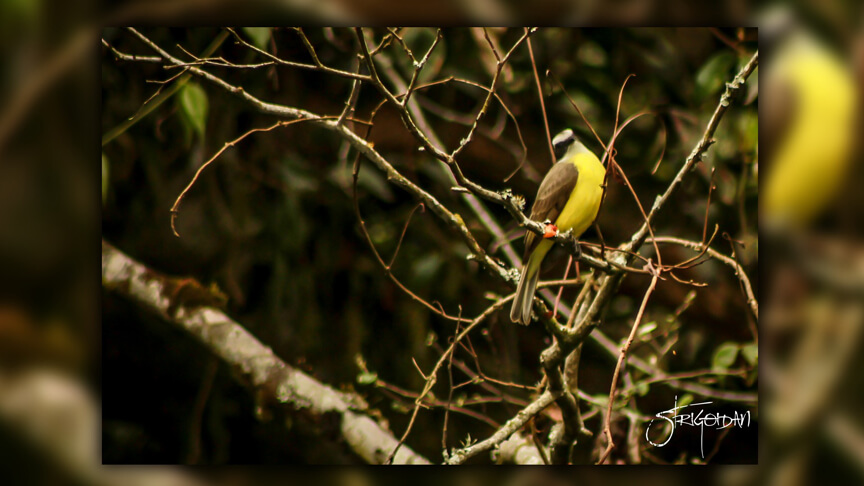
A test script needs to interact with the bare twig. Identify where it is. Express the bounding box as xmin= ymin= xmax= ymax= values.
xmin=126 ymin=28 xmax=514 ymax=285
xmin=170 ymin=118 xmax=319 ymax=237
xmin=450 ymin=28 xmax=535 ymax=161
xmin=525 ymin=29 xmax=555 ymax=165
xmin=590 ymin=330 xmax=757 ymax=403
xmin=447 ymin=390 xmax=559 ymax=464
xmin=372 ymin=376 xmax=499 ymax=428
xmin=597 ymin=270 xmax=659 ymax=464
xmin=386 ymin=294 xmax=516 ymax=463
xmin=623 ymin=51 xmax=759 ymax=255
xmin=102 ymin=29 xmax=229 ymax=146
xmin=649 ymin=236 xmax=758 ymax=321
xmin=288 ymin=28 xmax=372 ymax=81
xmin=569 ymin=51 xmax=758 ymax=345
xmin=443 ymin=314 xmax=460 ymax=450
xmin=402 ymin=29 xmax=443 ymax=108
xmin=102 ymin=38 xmax=162 ymax=63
